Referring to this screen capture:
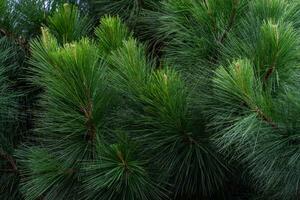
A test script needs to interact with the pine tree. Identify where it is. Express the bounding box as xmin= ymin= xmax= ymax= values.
xmin=1 ymin=0 xmax=300 ymax=199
